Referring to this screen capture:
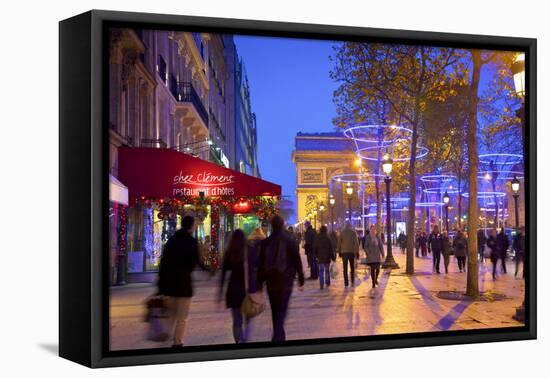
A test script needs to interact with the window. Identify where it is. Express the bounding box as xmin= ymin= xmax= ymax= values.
xmin=157 ymin=54 xmax=167 ymax=84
